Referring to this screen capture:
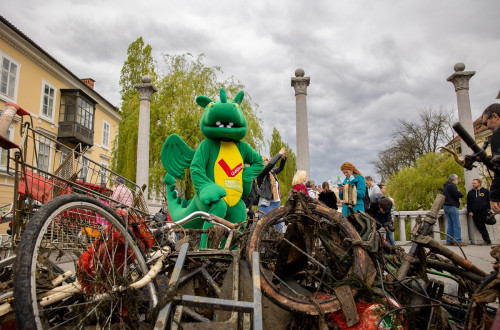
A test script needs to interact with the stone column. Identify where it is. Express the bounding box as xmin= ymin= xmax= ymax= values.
xmin=134 ymin=75 xmax=157 ymax=191
xmin=291 ymin=69 xmax=311 ymax=176
xmin=447 ymin=63 xmax=478 ymax=193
